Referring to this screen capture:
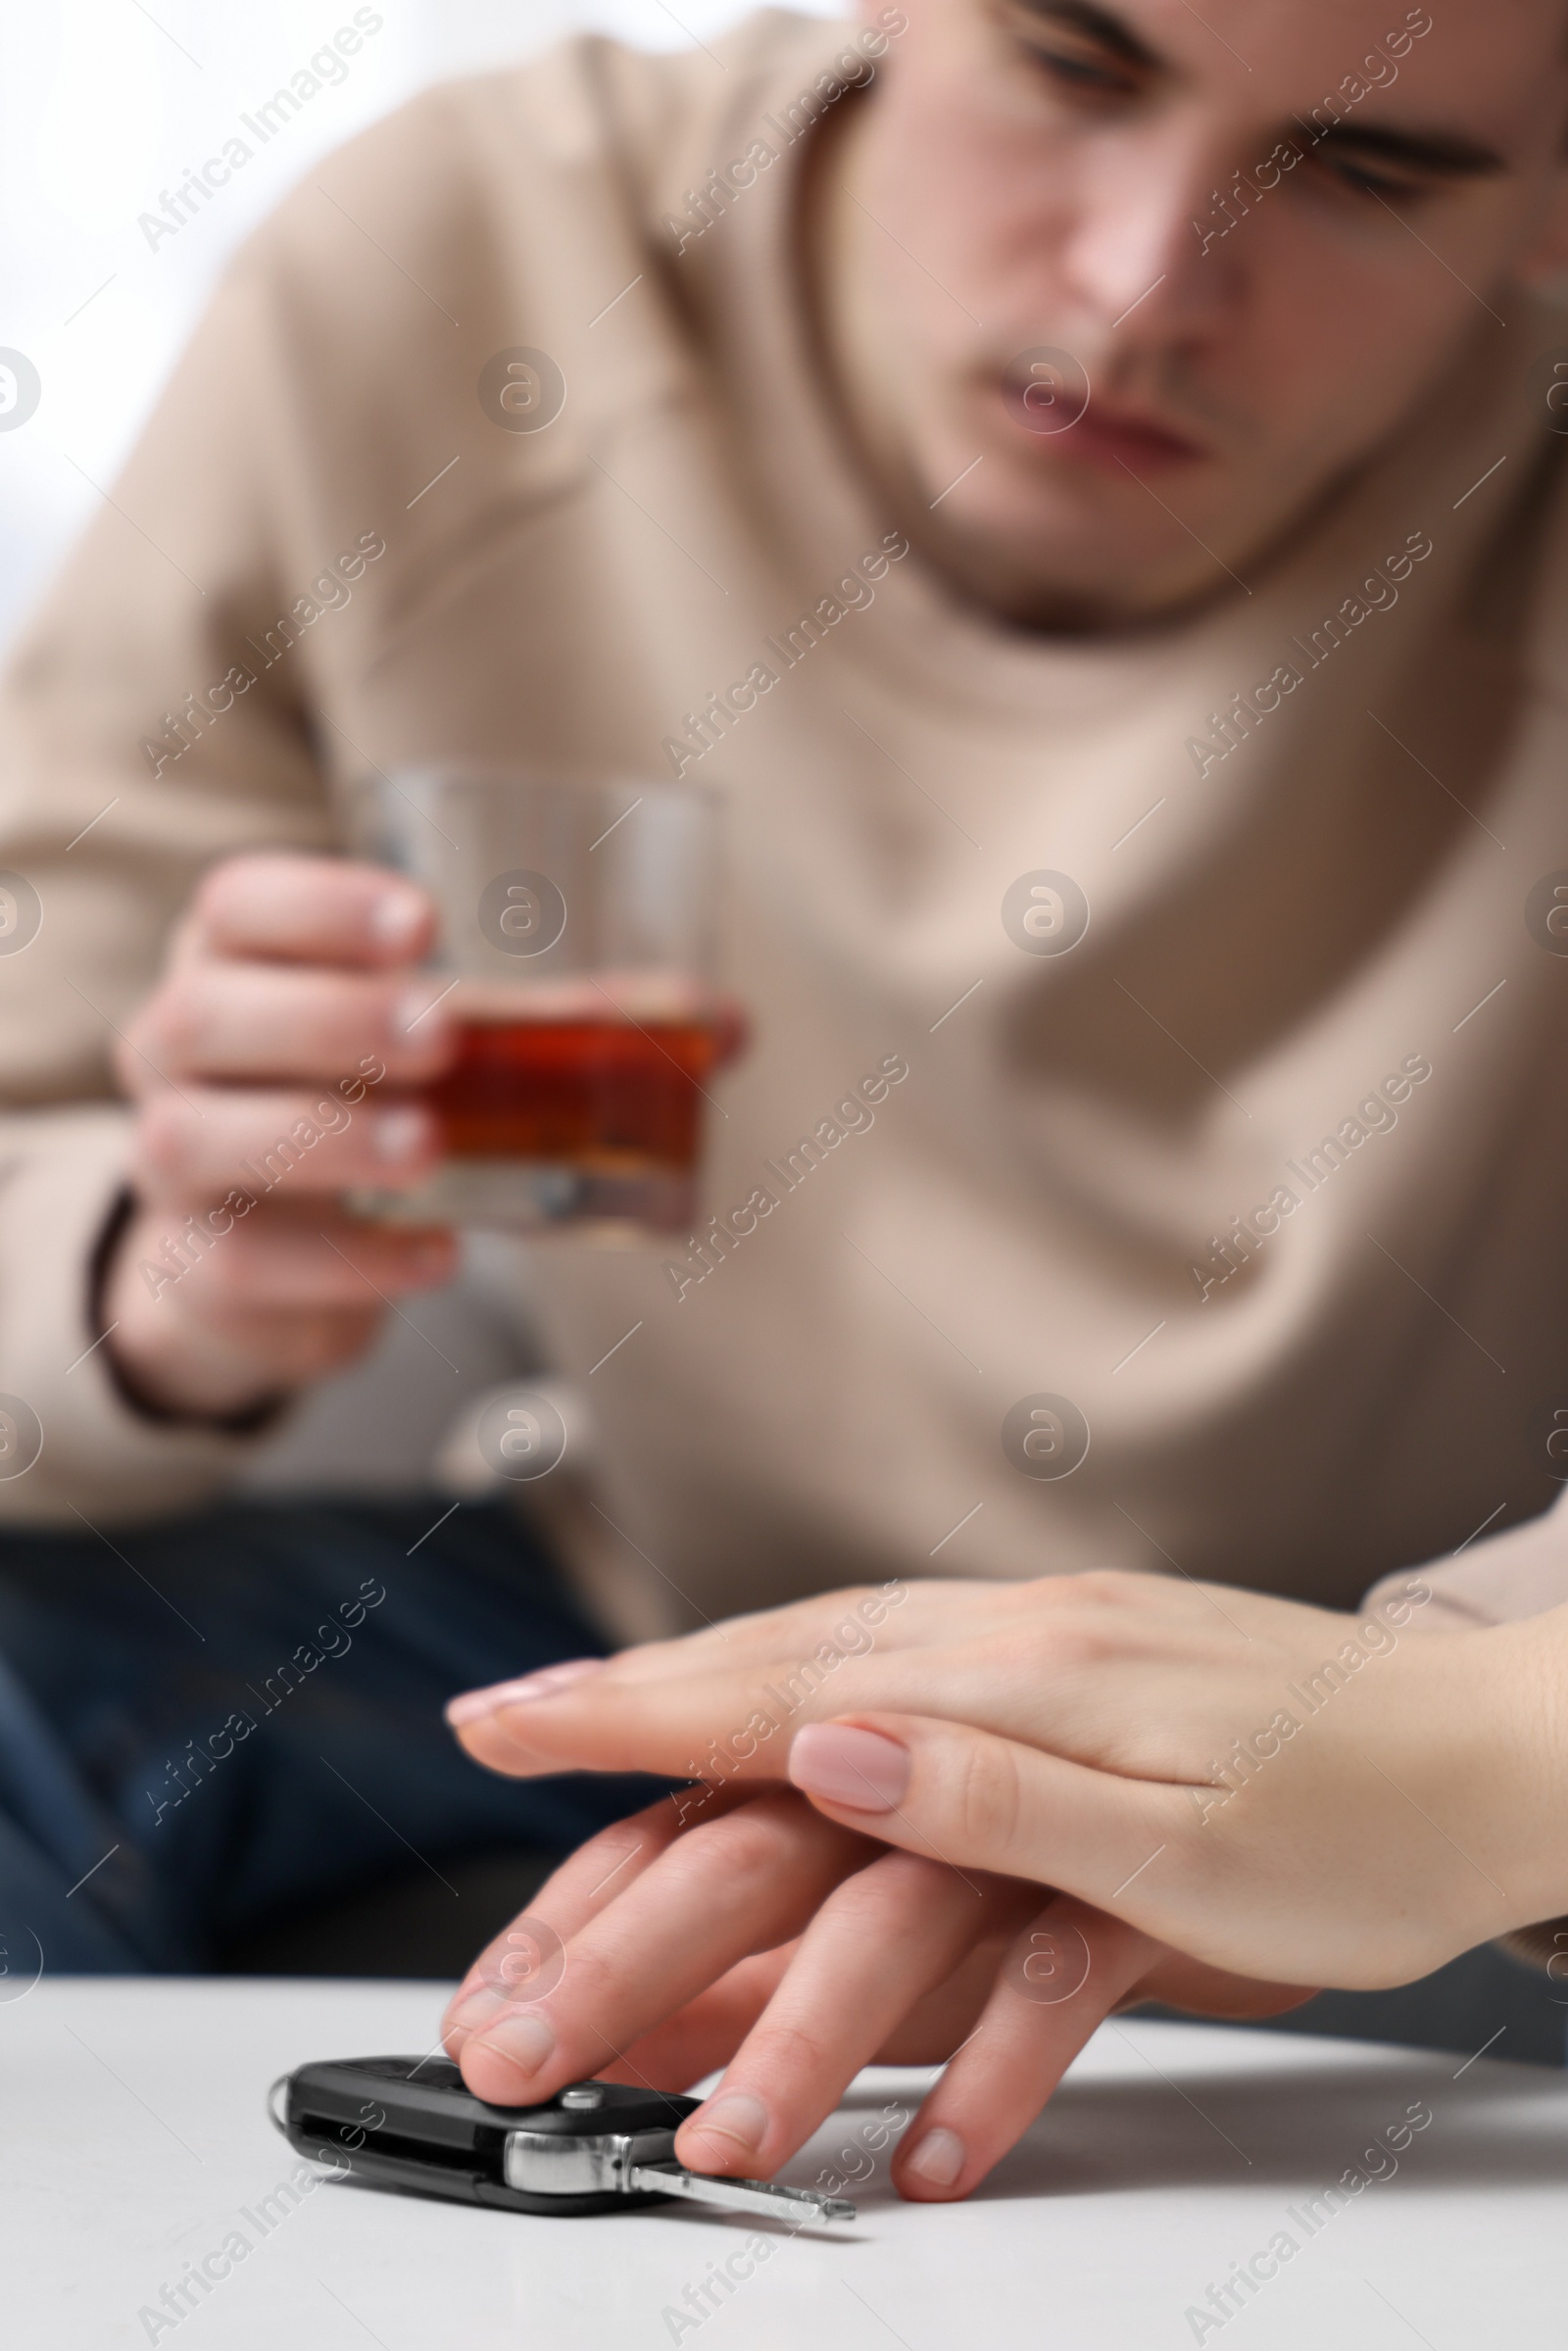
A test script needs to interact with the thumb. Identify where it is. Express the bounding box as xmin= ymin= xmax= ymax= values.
xmin=787 ymin=1712 xmax=1200 ymax=1942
